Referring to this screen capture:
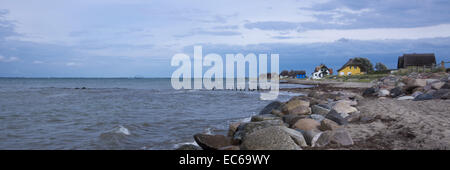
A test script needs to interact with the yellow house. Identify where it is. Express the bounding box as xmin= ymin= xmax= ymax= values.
xmin=337 ymin=59 xmax=366 ymax=76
